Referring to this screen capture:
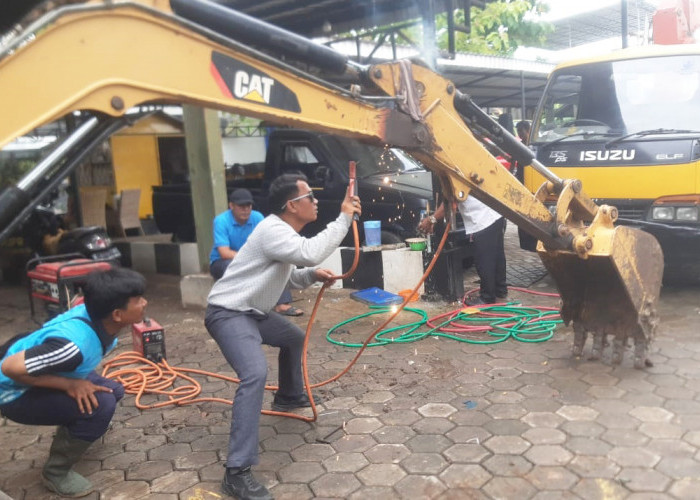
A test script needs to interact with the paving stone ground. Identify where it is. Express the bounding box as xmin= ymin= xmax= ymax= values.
xmin=1 ymin=225 xmax=699 ymax=499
